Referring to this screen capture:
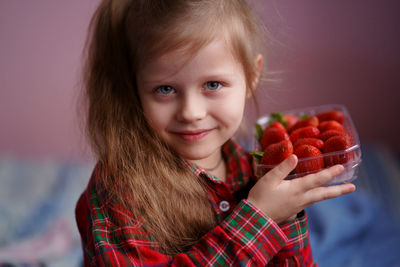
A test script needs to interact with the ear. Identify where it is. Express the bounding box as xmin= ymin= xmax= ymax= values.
xmin=247 ymin=54 xmax=264 ymax=98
